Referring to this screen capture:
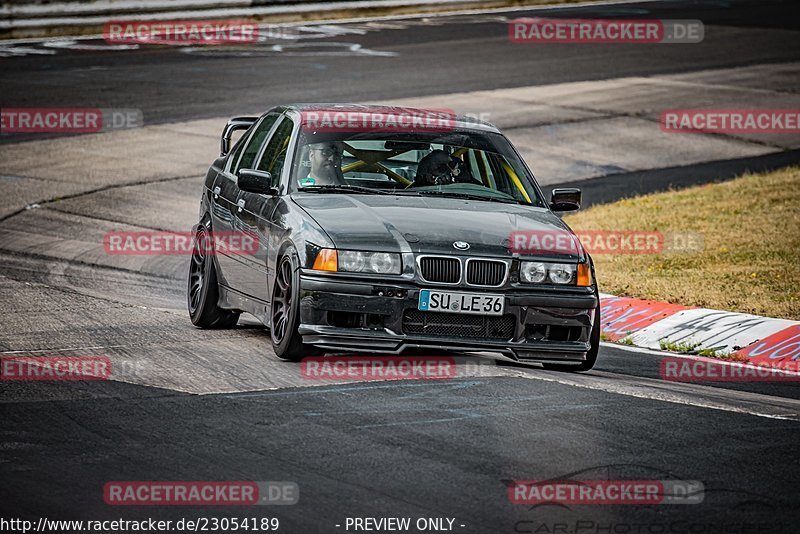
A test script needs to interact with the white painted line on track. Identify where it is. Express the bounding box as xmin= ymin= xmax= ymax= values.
xmin=506 ymin=367 xmax=800 ymax=421
xmin=600 ymin=340 xmax=670 ymax=357
xmin=1 ymin=344 xmax=131 ymax=354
